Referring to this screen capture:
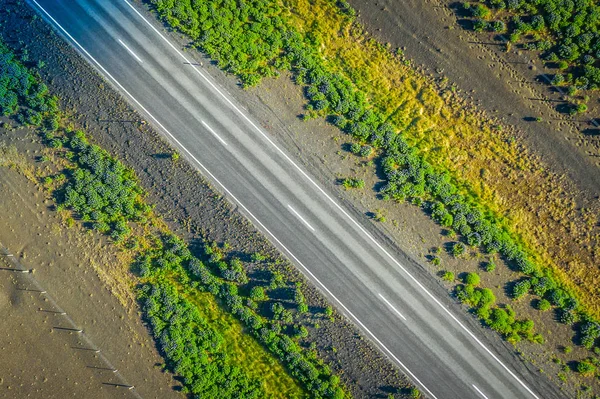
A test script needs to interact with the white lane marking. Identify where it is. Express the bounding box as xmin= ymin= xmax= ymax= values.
xmin=31 ymin=4 xmax=438 ymax=398
xmin=117 ymin=39 xmax=143 ymax=63
xmin=35 ymin=1 xmax=537 ymax=397
xmin=288 ymin=205 xmax=315 ymax=232
xmin=378 ymin=293 xmax=406 ymax=321
xmin=121 ymin=3 xmax=540 ymax=398
xmin=472 ymin=385 xmax=489 ymax=399
xmin=201 ymin=120 xmax=227 ymax=146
